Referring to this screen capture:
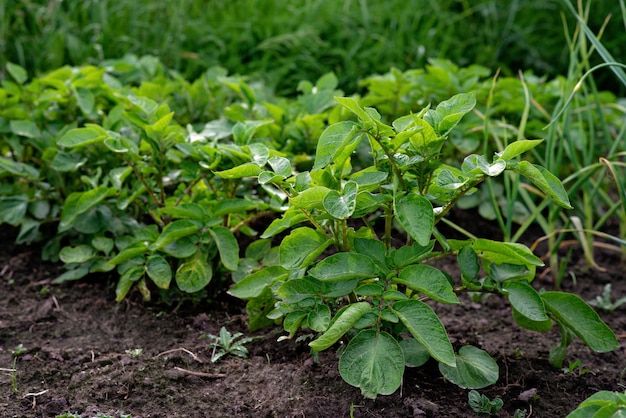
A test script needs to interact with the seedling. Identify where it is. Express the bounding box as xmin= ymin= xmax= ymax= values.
xmin=561 ymin=359 xmax=593 ymax=376
xmin=468 ymin=390 xmax=503 ymax=415
xmin=201 ymin=327 xmax=258 ymax=363
xmin=589 ymin=284 xmax=626 ymax=312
